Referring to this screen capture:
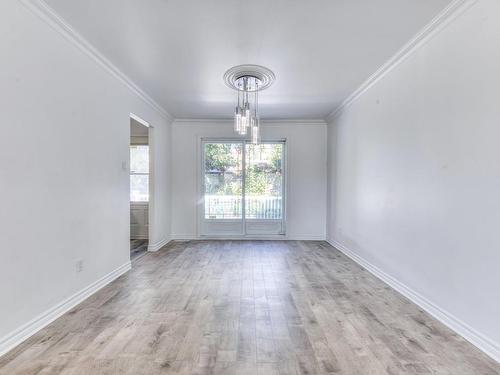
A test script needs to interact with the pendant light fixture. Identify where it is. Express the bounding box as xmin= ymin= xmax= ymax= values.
xmin=224 ymin=65 xmax=275 ymax=144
